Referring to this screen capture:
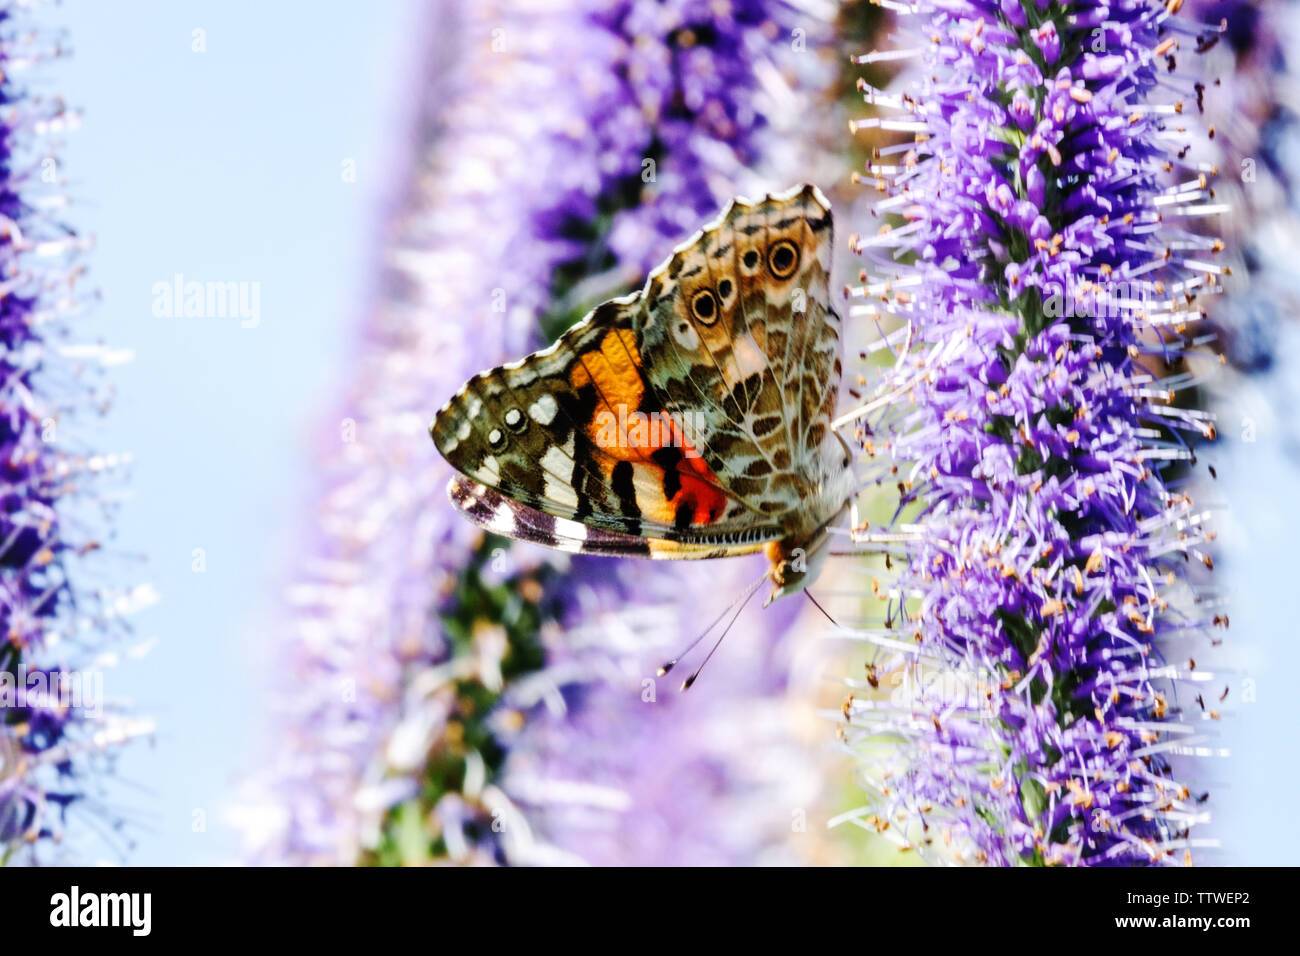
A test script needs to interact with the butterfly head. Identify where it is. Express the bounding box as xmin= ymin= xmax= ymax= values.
xmin=763 ymin=527 xmax=834 ymax=607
